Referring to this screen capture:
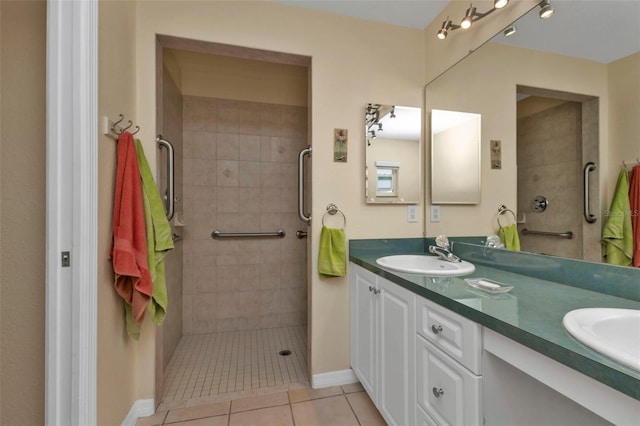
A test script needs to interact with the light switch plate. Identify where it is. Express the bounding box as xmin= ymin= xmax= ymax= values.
xmin=407 ymin=205 xmax=418 ymax=223
xmin=430 ymin=205 xmax=441 ymax=222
